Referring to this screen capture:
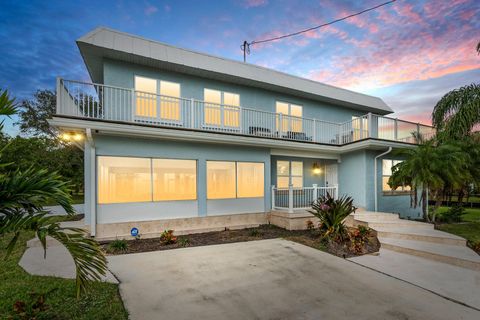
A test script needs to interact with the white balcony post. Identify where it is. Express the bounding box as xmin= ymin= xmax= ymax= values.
xmin=334 ymin=185 xmax=338 ymax=200
xmin=312 ymin=184 xmax=318 ymax=201
xmin=279 ymin=113 xmax=283 ymax=137
xmin=288 ymin=184 xmax=294 ymax=214
xmin=313 ymin=119 xmax=317 ymax=142
xmin=190 ymin=98 xmax=195 ymax=129
xmin=394 ymin=118 xmax=398 ymax=140
xmin=359 ymin=116 xmax=364 ymax=139
xmin=271 ymin=185 xmax=275 ymax=210
xmin=367 ymin=112 xmax=372 ymax=138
